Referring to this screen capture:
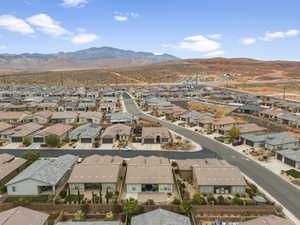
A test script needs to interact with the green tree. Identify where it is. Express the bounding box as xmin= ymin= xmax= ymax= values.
xmin=228 ymin=127 xmax=240 ymax=141
xmin=192 ymin=193 xmax=206 ymax=205
xmin=21 ymin=151 xmax=40 ymax=164
xmin=23 ymin=137 xmax=31 ymax=147
xmin=124 ymin=198 xmax=142 ymax=220
xmin=179 ymin=200 xmax=193 ymax=215
xmin=45 ymin=135 xmax=60 ymax=147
